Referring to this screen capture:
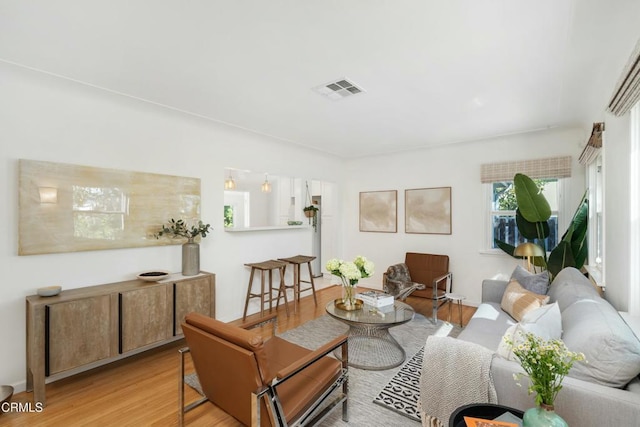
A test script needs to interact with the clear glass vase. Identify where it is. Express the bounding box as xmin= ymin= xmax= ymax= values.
xmin=523 ymin=404 xmax=568 ymax=427
xmin=342 ymin=284 xmax=357 ymax=308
